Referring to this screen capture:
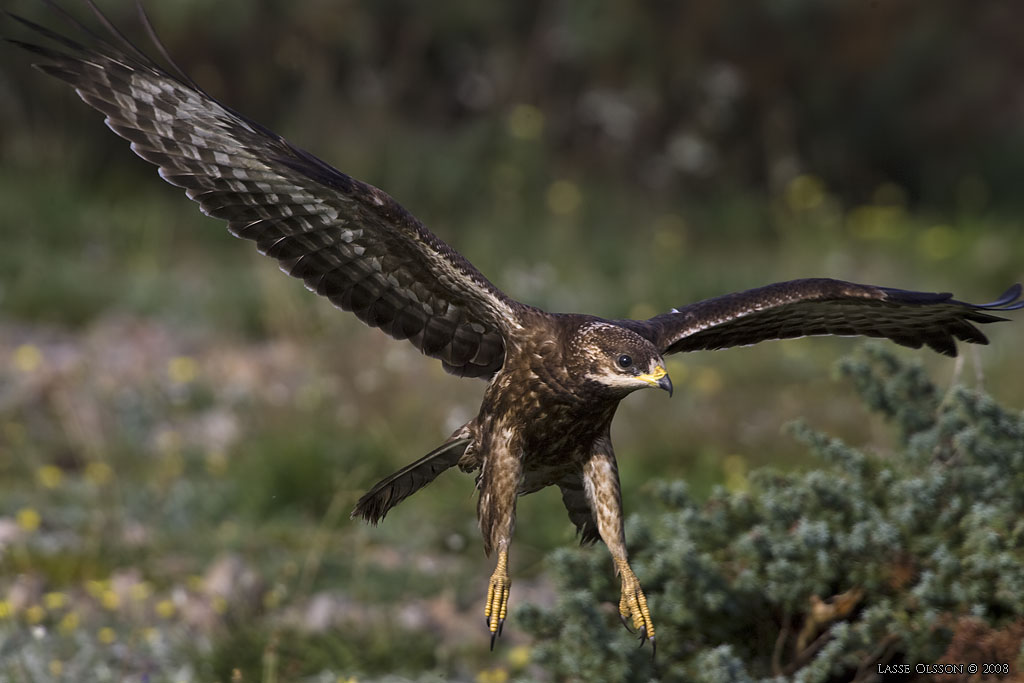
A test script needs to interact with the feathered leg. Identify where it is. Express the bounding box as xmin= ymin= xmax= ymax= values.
xmin=583 ymin=440 xmax=655 ymax=647
xmin=476 ymin=425 xmax=522 ymax=649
